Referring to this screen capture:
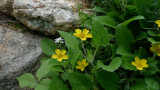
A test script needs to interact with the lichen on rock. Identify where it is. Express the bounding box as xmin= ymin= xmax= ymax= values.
xmin=0 ymin=0 xmax=90 ymax=35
